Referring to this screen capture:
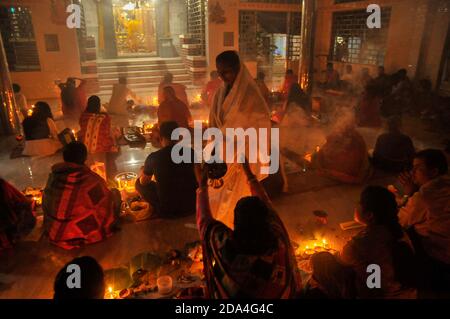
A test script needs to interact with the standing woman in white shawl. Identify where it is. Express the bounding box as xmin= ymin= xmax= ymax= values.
xmin=208 ymin=51 xmax=272 ymax=229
